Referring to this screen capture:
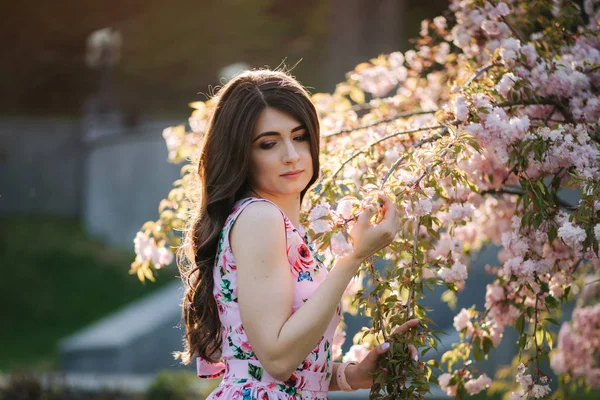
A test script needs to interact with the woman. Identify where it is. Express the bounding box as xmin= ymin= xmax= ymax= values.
xmin=178 ymin=69 xmax=419 ymax=399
